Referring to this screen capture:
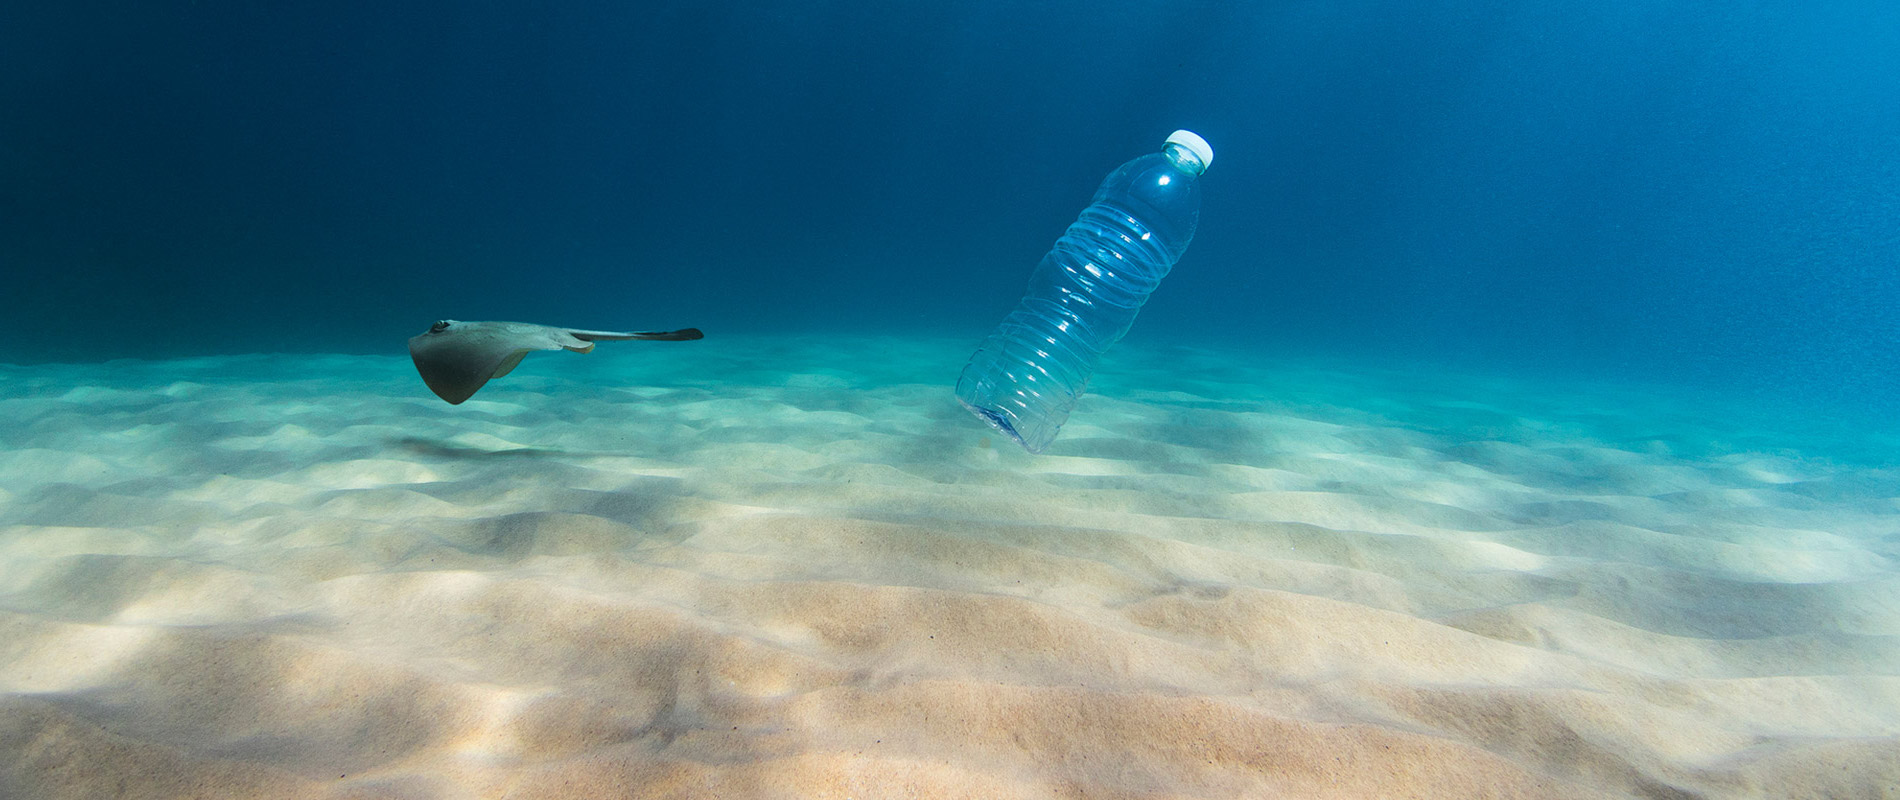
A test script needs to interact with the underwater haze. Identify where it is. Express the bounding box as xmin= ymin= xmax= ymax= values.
xmin=5 ymin=1 xmax=1898 ymax=413
xmin=4 ymin=3 xmax=1900 ymax=798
